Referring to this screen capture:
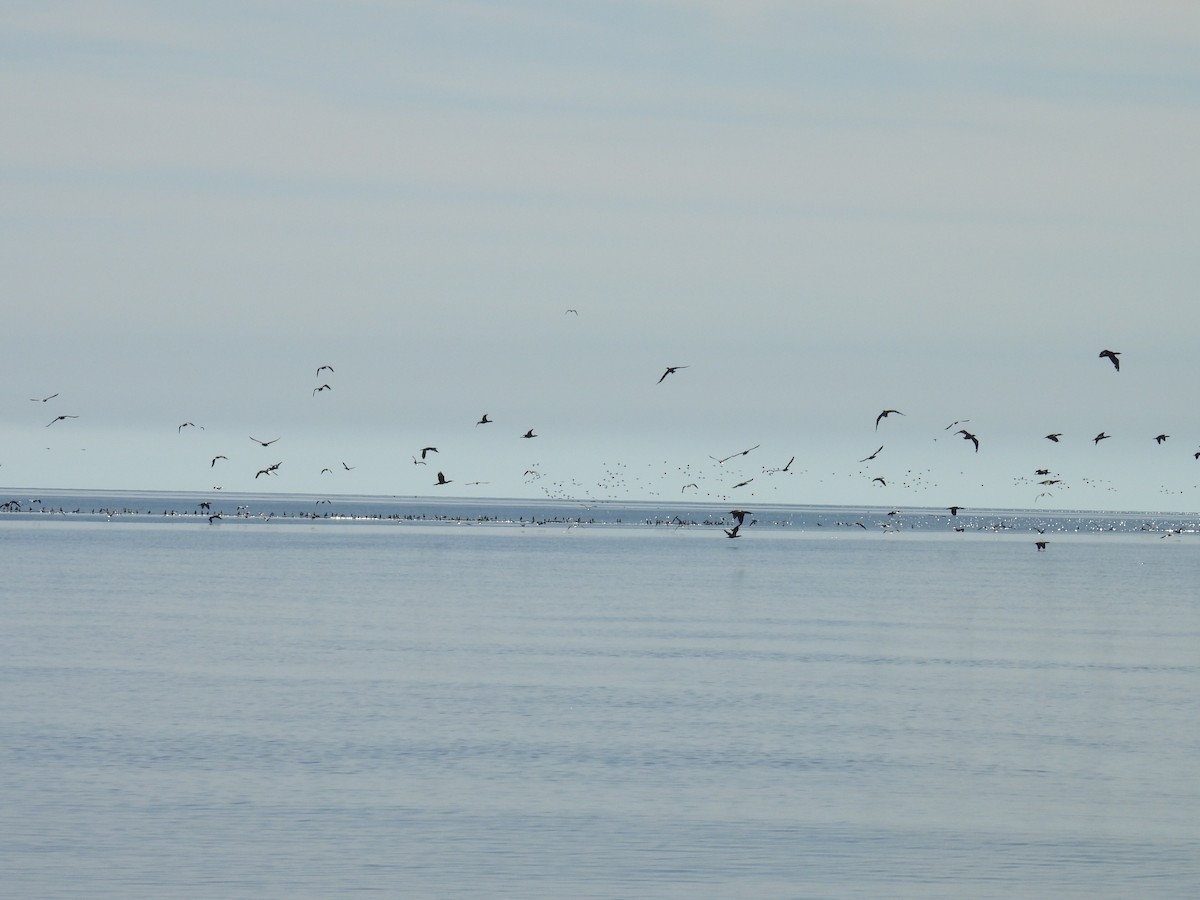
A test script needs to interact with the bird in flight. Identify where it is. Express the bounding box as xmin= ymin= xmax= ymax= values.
xmin=765 ymin=456 xmax=794 ymax=474
xmin=313 ymin=384 xmax=332 ymax=395
xmin=711 ymin=444 xmax=760 ymax=464
xmin=1045 ymin=433 xmax=1063 ymax=442
xmin=724 ymin=524 xmax=741 ymax=539
xmin=420 ymin=447 xmax=438 ymax=459
xmin=46 ymin=415 xmax=79 ymax=427
xmin=875 ymin=409 xmax=904 ymax=430
xmin=944 ymin=419 xmax=969 ymax=430
xmin=316 ymin=365 xmax=334 ymax=376
xmin=1154 ymin=434 xmax=1169 ymax=444
xmin=1099 ymin=349 xmax=1120 ymax=371
xmin=957 ymin=429 xmax=979 ymax=452
xmin=565 ymin=308 xmax=579 ymax=316
xmin=178 ymin=422 xmax=203 ymax=432
xmin=522 ymin=429 xmax=537 ymax=439
xmin=476 ymin=414 xmax=492 ymax=426
xmin=1093 ymin=432 xmax=1111 ymax=444
xmin=435 ymin=471 xmax=452 ymax=486
xmin=30 ymin=393 xmax=58 ymax=402
xmin=1035 ymin=541 xmax=1048 ymax=551
xmin=657 ymin=366 xmax=688 ymax=384
xmin=211 ymin=455 xmax=227 ymax=467
xmin=872 ymin=476 xmax=887 ymax=486
xmin=250 ymin=437 xmax=280 ymax=446
xmin=859 ymin=445 xmax=883 ymax=462
xmin=730 ymin=509 xmax=751 ymax=526
xmin=342 ymin=462 xmax=355 ymax=471
xmin=947 ymin=506 xmax=963 ymax=516
xmin=255 ymin=463 xmax=281 ymax=478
